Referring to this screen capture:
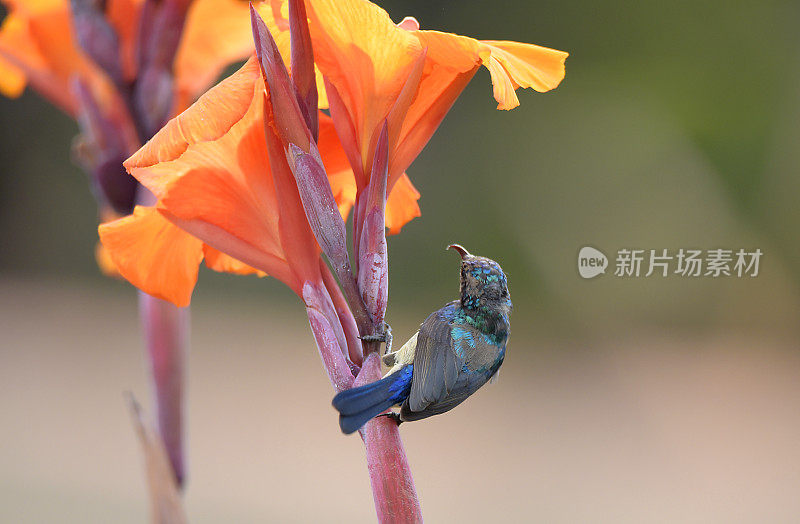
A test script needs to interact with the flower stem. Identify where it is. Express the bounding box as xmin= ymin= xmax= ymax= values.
xmin=126 ymin=393 xmax=187 ymax=524
xmin=304 ymin=285 xmax=421 ymax=521
xmin=320 ymin=259 xmax=363 ymax=368
xmin=356 ymin=353 xmax=422 ymax=523
xmin=138 ymin=291 xmax=188 ymax=488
